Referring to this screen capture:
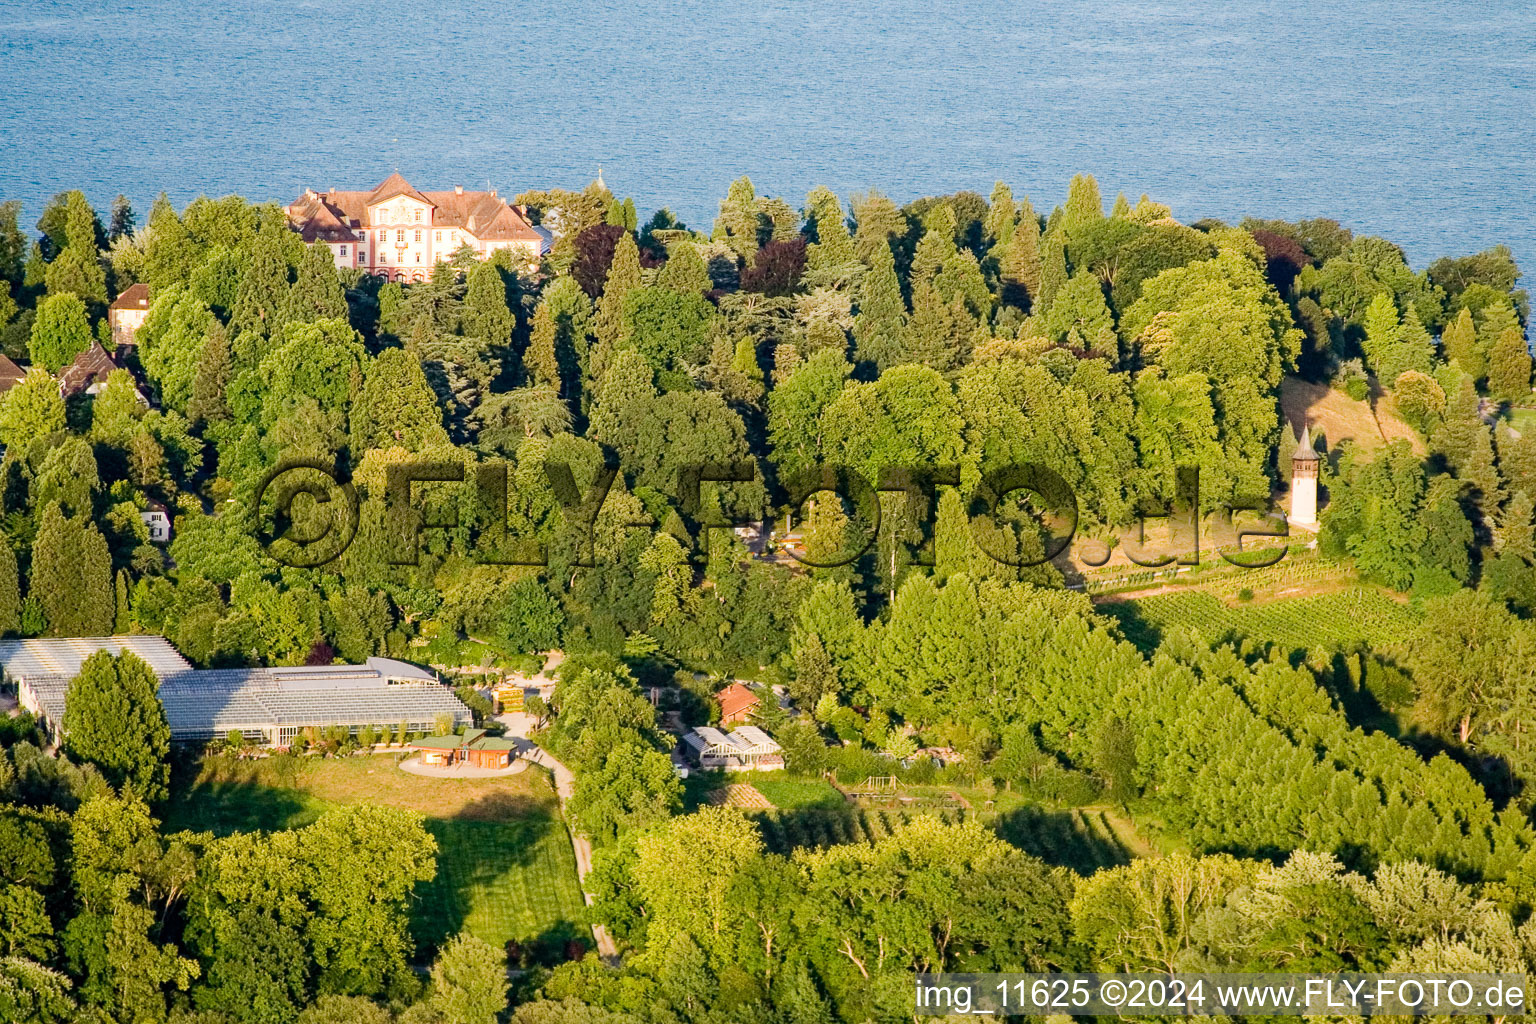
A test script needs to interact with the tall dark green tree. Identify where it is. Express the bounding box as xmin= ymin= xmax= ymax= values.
xmin=1036 ymin=233 xmax=1069 ymax=315
xmin=1488 ymin=324 xmax=1533 ymax=403
xmin=141 ymin=194 xmax=198 ymax=291
xmin=351 ymin=348 xmax=449 ymax=451
xmin=187 ymin=319 xmax=233 ymax=426
xmin=851 ymin=240 xmax=906 ymax=369
xmin=108 ymin=195 xmax=136 ymax=240
xmin=231 ymin=231 xmax=292 ymax=361
xmin=656 ymin=241 xmax=712 ymax=296
xmin=996 ymin=196 xmax=1042 ymax=310
xmin=283 ymin=243 xmax=347 ymax=324
xmin=0 ymin=540 xmax=19 ymax=636
xmin=0 ymin=200 xmax=26 ymax=286
xmin=31 ymin=503 xmax=115 ymax=638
